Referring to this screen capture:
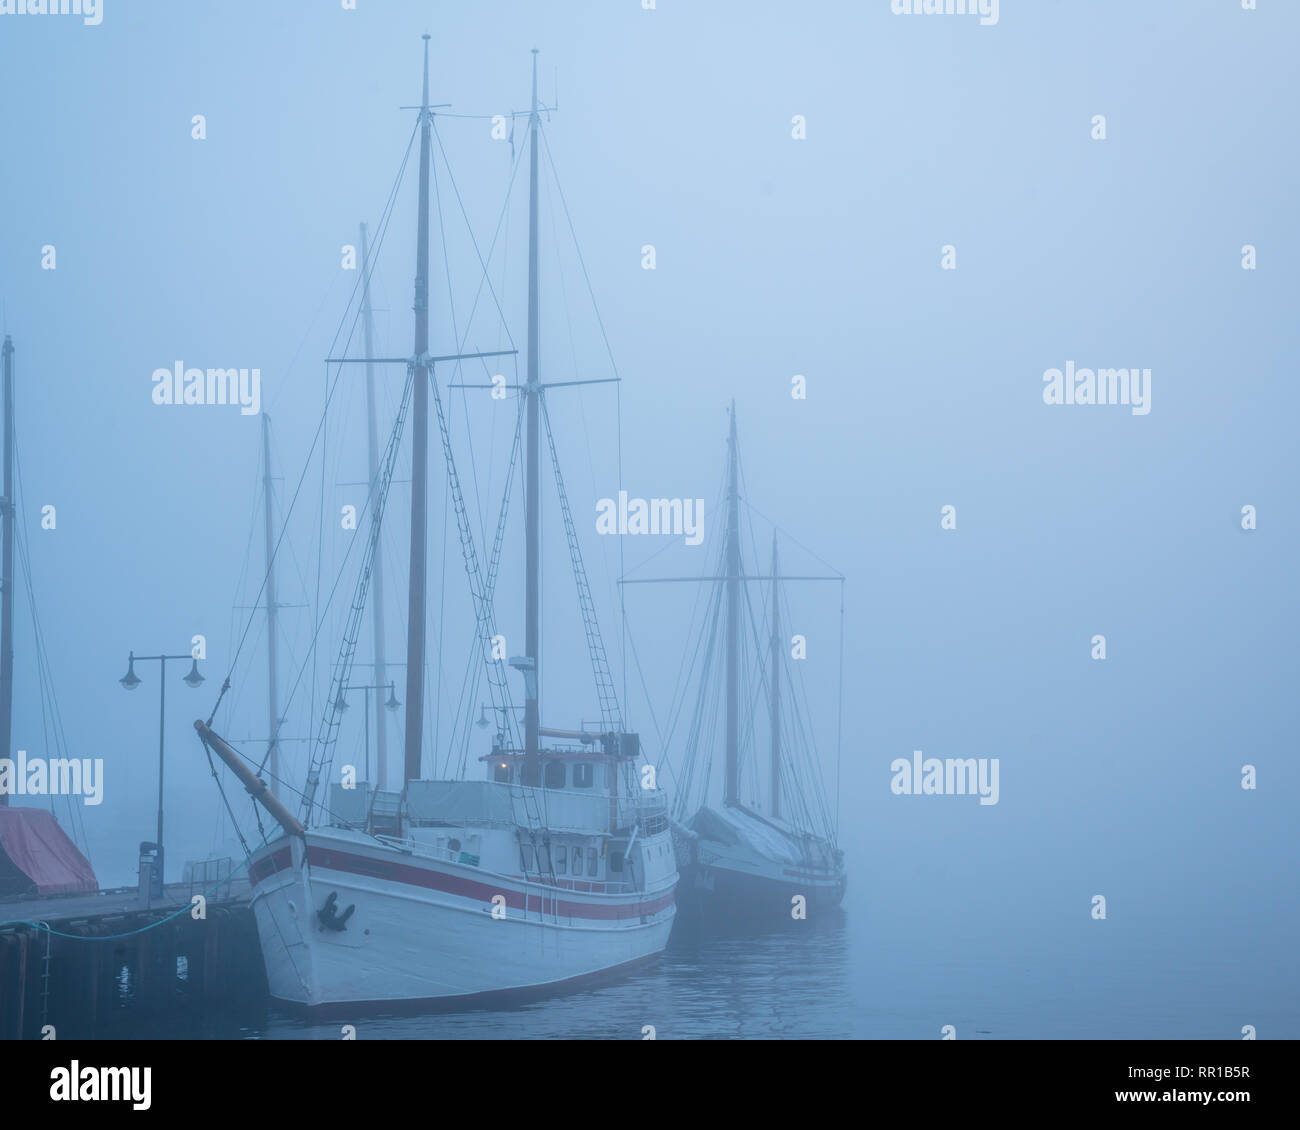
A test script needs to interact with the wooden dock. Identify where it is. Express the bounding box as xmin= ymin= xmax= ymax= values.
xmin=0 ymin=879 xmax=264 ymax=1039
